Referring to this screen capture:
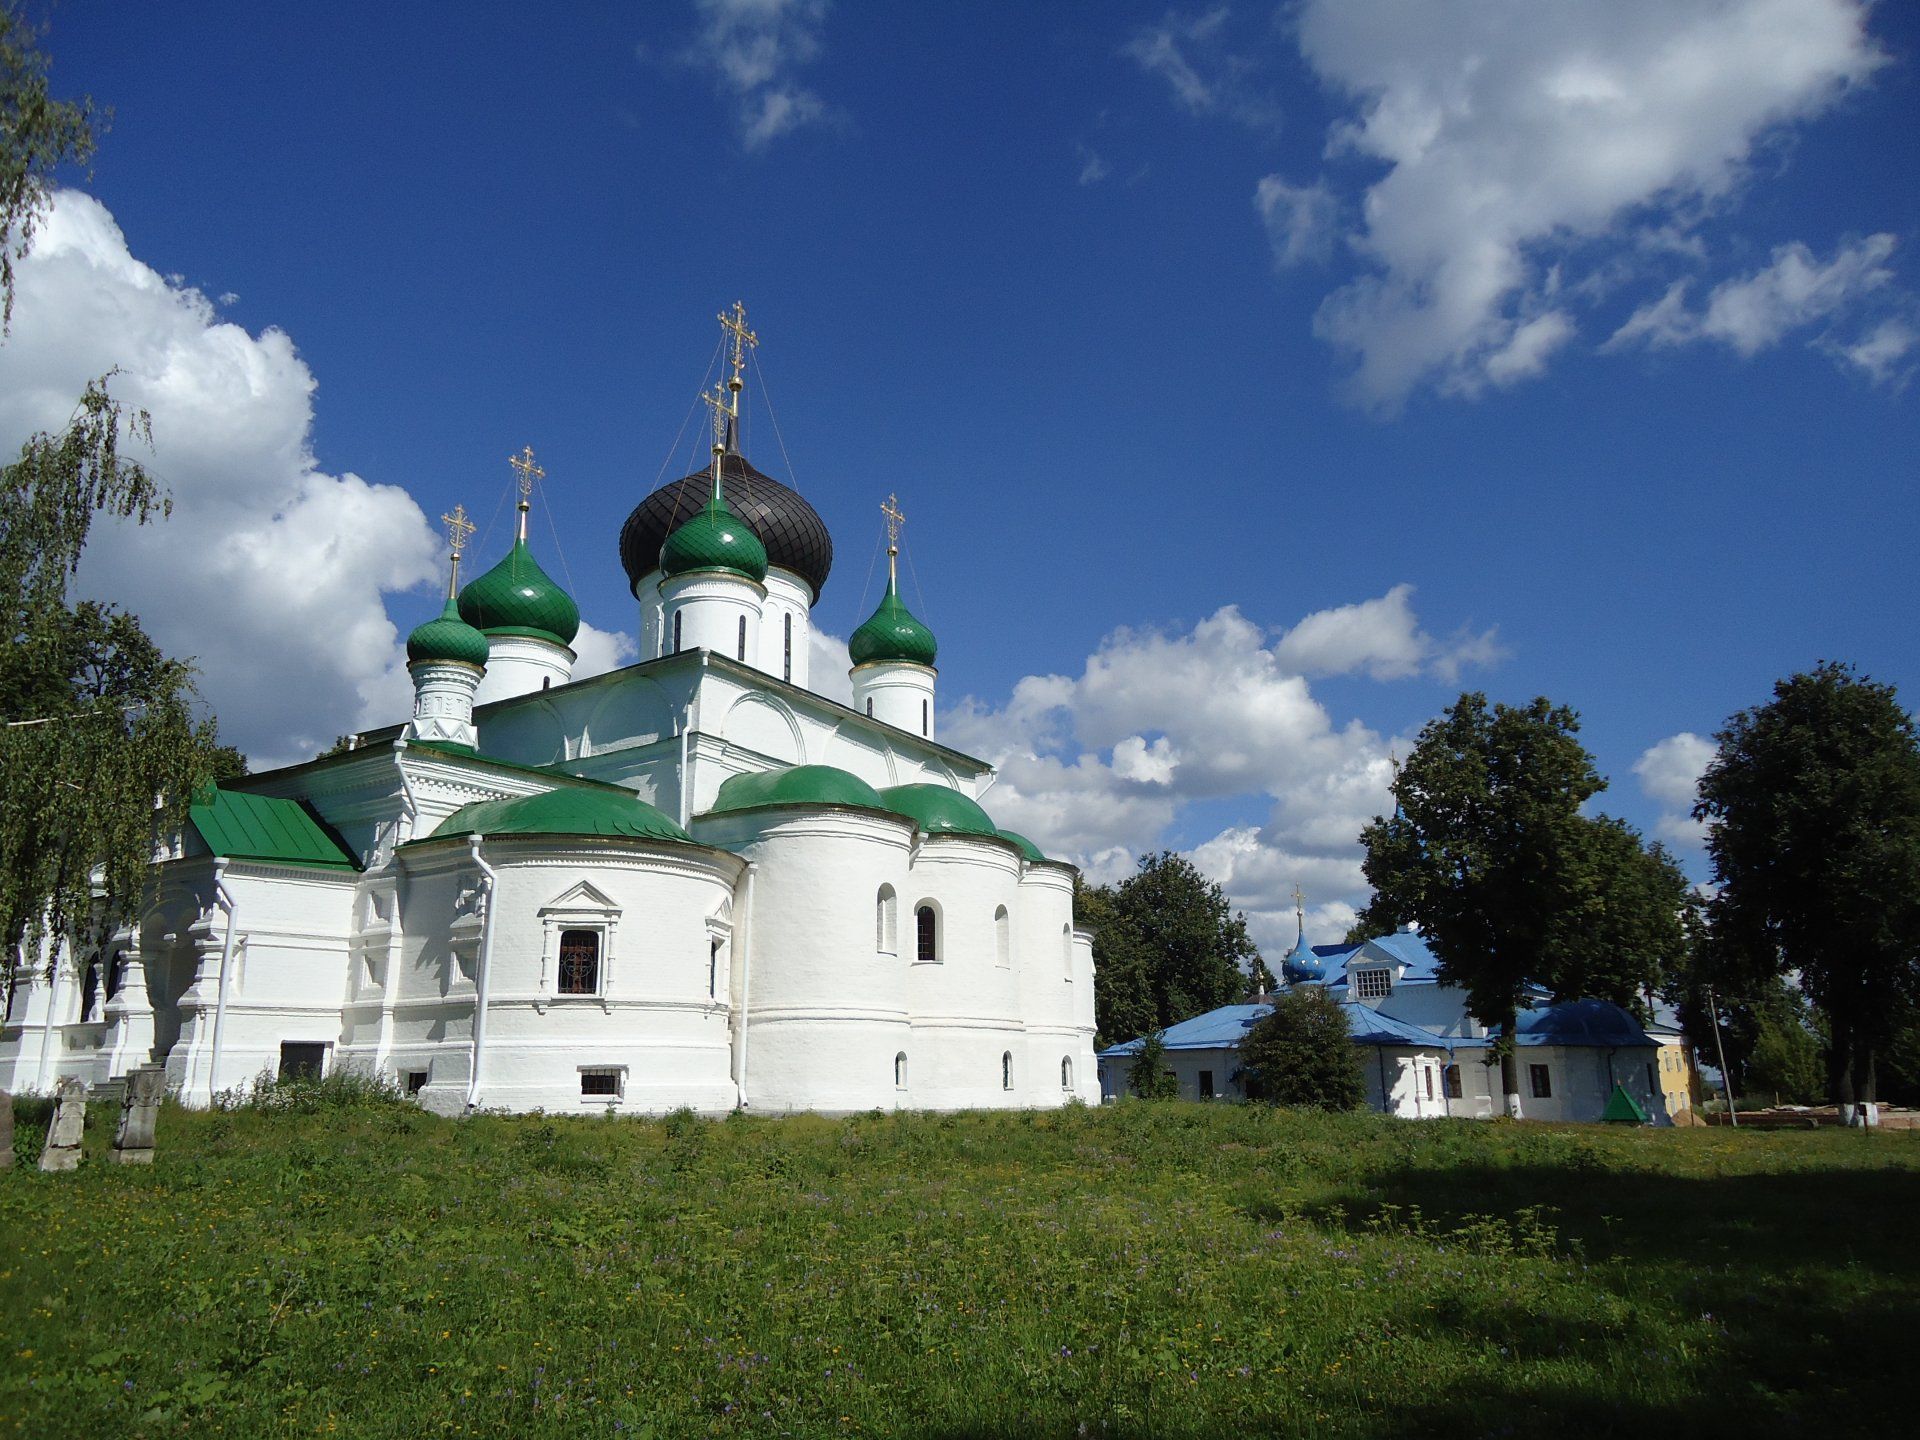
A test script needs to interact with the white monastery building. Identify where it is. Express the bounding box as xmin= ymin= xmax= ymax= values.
xmin=1 ymin=308 xmax=1100 ymax=1114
